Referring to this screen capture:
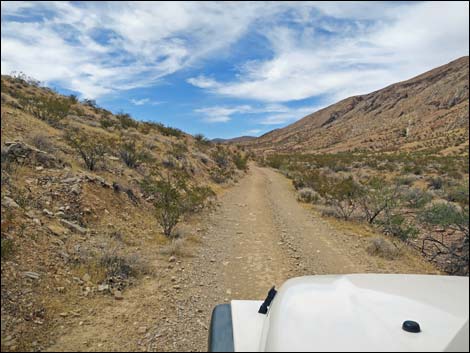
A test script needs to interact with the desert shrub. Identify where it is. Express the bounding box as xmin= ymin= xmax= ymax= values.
xmin=100 ymin=118 xmax=115 ymax=129
xmin=297 ymin=187 xmax=320 ymax=203
xmin=154 ymin=122 xmax=183 ymax=137
xmin=402 ymin=187 xmax=433 ymax=209
xmin=210 ymin=167 xmax=233 ymax=184
xmin=30 ymin=133 xmax=55 ymax=153
xmin=116 ymin=112 xmax=139 ymax=129
xmin=211 ymin=146 xmax=231 ymax=169
xmin=428 ymin=176 xmax=444 ymax=190
xmin=294 ymin=169 xmax=329 ymax=194
xmin=232 ymin=152 xmax=248 ymax=171
xmin=119 ymin=141 xmax=152 ymax=168
xmin=100 ymin=253 xmax=137 ymax=279
xmin=366 ymin=237 xmax=399 ymax=260
xmin=1 ymin=238 xmax=15 ymax=259
xmin=266 ymin=155 xmax=284 ymax=169
xmin=185 ymin=185 xmax=215 ymax=213
xmin=23 ymin=95 xmax=71 ymax=126
xmin=358 ymin=177 xmax=400 ymax=224
xmin=142 ymin=173 xmax=186 ymax=237
xmin=321 ymin=206 xmax=341 ymax=218
xmin=141 ymin=172 xmax=212 ymax=238
xmin=420 ymin=203 xmax=469 ymax=234
xmin=65 ymin=128 xmax=108 ymax=171
xmin=395 ymin=174 xmax=417 ymax=186
xmin=194 ymin=133 xmax=212 ymax=146
xmin=445 ymin=183 xmax=469 ymax=205
xmin=420 ymin=203 xmax=469 ymax=275
xmin=68 ymin=94 xmax=78 ymax=104
xmin=161 ymin=238 xmax=185 ymax=256
xmin=169 ymin=143 xmax=188 ymax=161
xmin=379 ymin=213 xmax=419 ymax=241
xmin=325 ymin=176 xmax=363 ymax=220
xmin=83 ymin=98 xmax=98 ymax=108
